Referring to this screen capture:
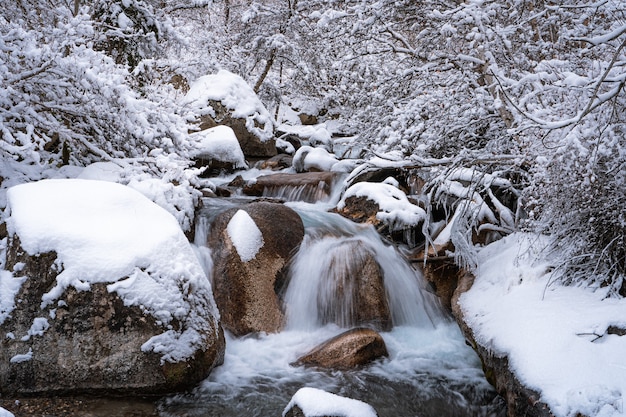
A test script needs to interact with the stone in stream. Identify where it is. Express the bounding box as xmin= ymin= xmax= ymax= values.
xmin=183 ymin=71 xmax=277 ymax=158
xmin=293 ymin=328 xmax=388 ymax=370
xmin=207 ymin=202 xmax=305 ymax=336
xmin=316 ymin=239 xmax=392 ymax=332
xmin=242 ymin=171 xmax=339 ymax=203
